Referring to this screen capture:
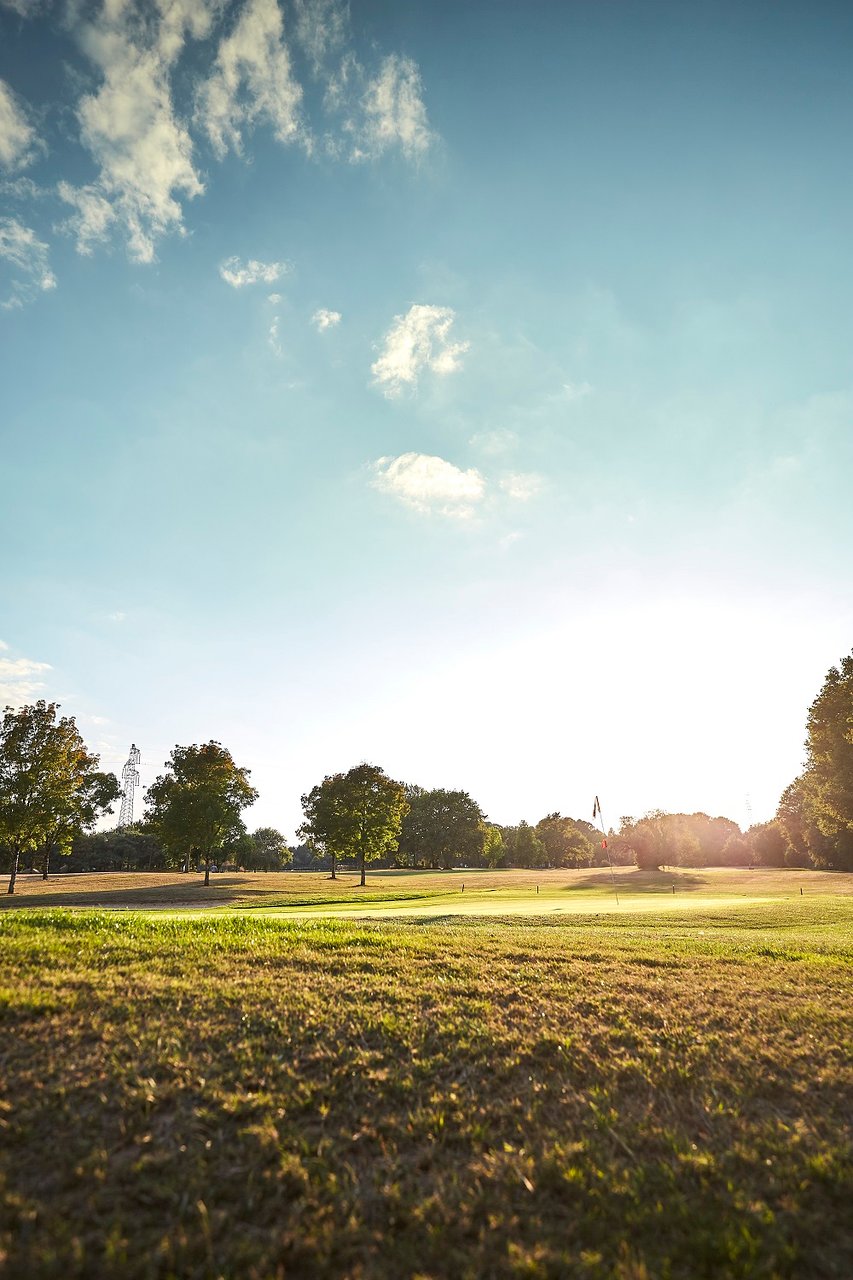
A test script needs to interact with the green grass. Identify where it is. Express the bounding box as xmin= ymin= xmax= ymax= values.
xmin=1 ymin=899 xmax=851 ymax=1278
